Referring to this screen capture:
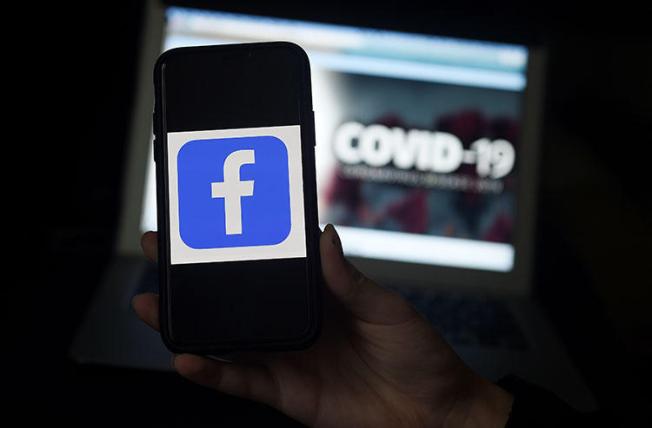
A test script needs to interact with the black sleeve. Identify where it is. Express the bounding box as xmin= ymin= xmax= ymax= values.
xmin=497 ymin=375 xmax=601 ymax=428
